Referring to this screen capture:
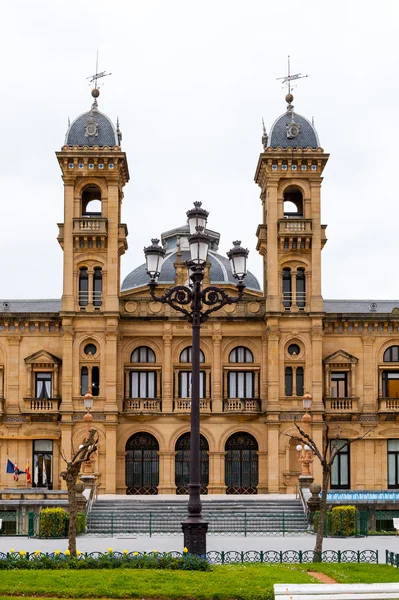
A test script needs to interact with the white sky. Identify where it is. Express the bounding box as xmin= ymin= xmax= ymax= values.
xmin=0 ymin=0 xmax=398 ymax=300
